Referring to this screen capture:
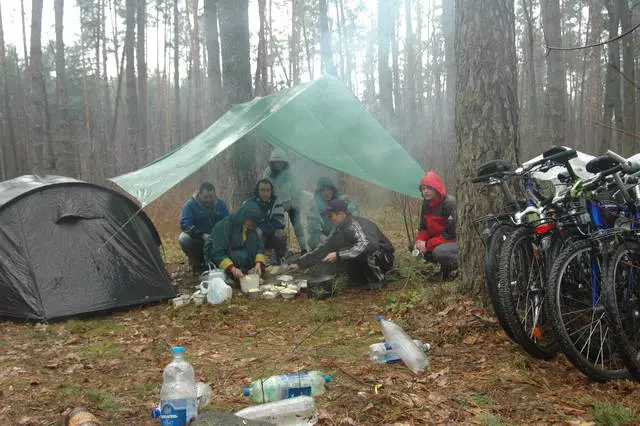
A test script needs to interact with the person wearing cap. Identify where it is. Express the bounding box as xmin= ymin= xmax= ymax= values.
xmin=307 ymin=177 xmax=360 ymax=251
xmin=178 ymin=182 xmax=230 ymax=274
xmin=289 ymin=199 xmax=394 ymax=290
xmin=263 ymin=148 xmax=308 ymax=253
xmin=204 ymin=201 xmax=266 ymax=281
xmin=414 ymin=171 xmax=457 ymax=278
